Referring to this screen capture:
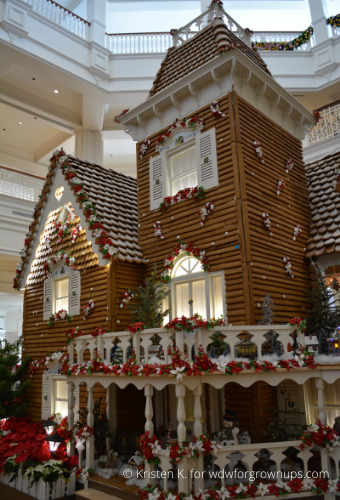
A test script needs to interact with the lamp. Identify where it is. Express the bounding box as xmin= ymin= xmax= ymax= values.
xmin=45 ymin=432 xmax=65 ymax=452
xmin=42 ymin=418 xmax=57 ymax=435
